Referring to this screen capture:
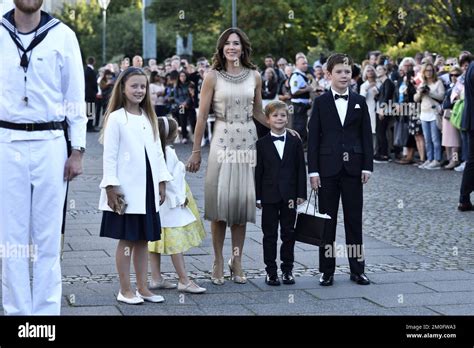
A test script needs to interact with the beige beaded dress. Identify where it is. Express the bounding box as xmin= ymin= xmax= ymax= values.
xmin=204 ymin=68 xmax=258 ymax=226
